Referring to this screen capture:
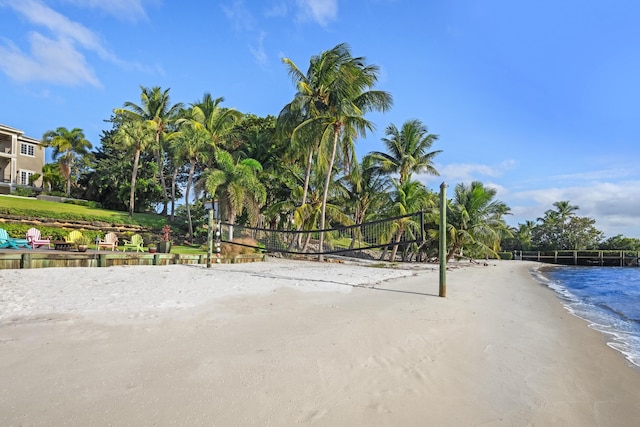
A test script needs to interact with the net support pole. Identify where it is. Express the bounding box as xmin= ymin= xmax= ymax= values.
xmin=439 ymin=182 xmax=447 ymax=297
xmin=206 ymin=202 xmax=214 ymax=268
